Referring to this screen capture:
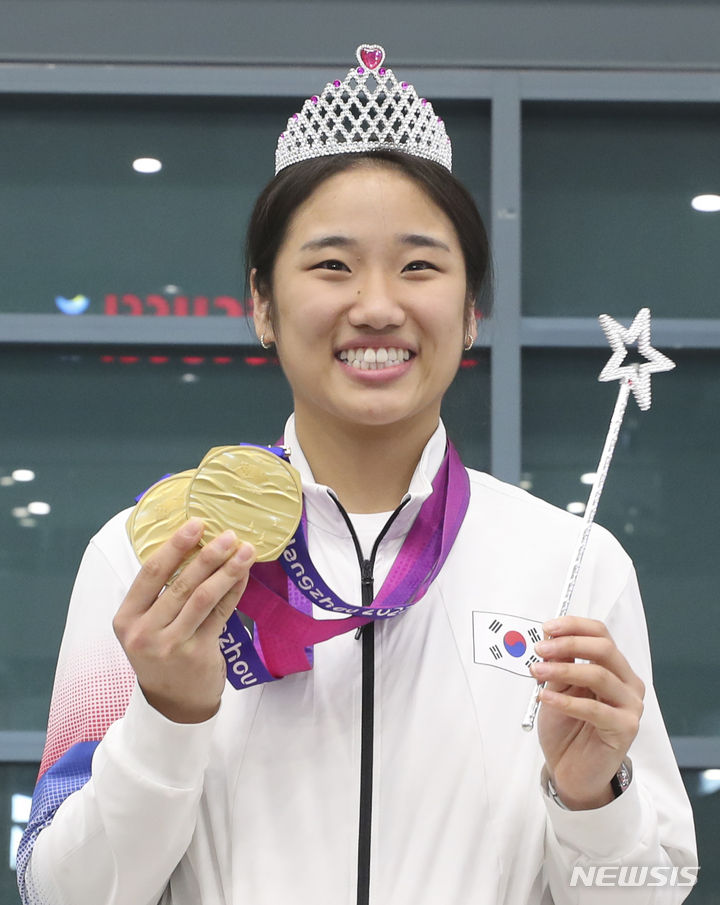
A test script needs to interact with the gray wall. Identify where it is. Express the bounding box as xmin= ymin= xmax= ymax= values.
xmin=1 ymin=0 xmax=720 ymax=70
